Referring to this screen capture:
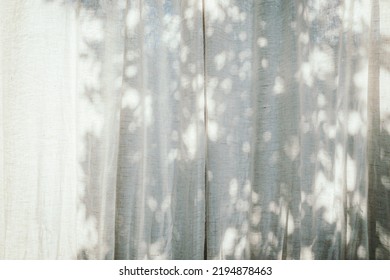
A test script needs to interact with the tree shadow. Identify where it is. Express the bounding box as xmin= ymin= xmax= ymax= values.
xmin=30 ymin=0 xmax=390 ymax=260
xmin=41 ymin=0 xmax=126 ymax=259
xmin=368 ymin=0 xmax=390 ymax=259
xmin=203 ymin=0 xmax=389 ymax=260
xmin=114 ymin=0 xmax=206 ymax=260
